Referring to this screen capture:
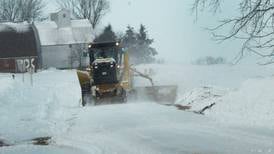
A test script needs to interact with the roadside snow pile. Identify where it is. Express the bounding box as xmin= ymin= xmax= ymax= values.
xmin=176 ymin=86 xmax=229 ymax=111
xmin=210 ymin=77 xmax=274 ymax=128
xmin=176 ymin=77 xmax=274 ymax=129
xmin=135 ymin=63 xmax=274 ymax=128
xmin=0 ymin=70 xmax=82 ymax=142
xmin=0 ymin=74 xmax=14 ymax=96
